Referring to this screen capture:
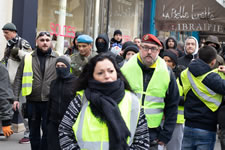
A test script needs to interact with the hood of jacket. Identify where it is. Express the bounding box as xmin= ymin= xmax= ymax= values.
xmin=188 ymin=58 xmax=211 ymax=77
xmin=165 ymin=36 xmax=177 ymax=49
xmin=184 ymin=36 xmax=199 ymax=56
xmin=95 ymin=33 xmax=109 ymax=53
